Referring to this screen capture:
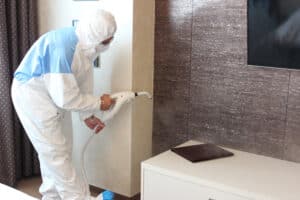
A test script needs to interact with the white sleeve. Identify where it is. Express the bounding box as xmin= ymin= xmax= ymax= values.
xmin=77 ymin=66 xmax=97 ymax=120
xmin=44 ymin=73 xmax=100 ymax=119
